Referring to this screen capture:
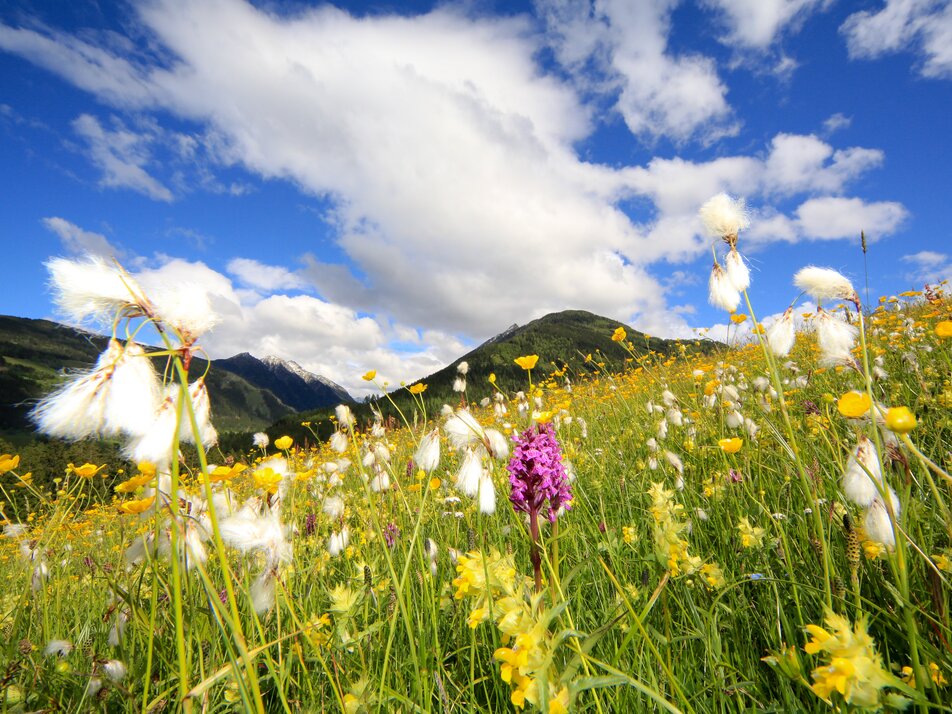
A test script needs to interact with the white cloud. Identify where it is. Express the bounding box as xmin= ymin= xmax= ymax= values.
xmin=0 ymin=1 xmax=909 ymax=346
xmin=113 ymin=255 xmax=471 ymax=398
xmin=41 ymin=216 xmax=123 ymax=257
xmin=703 ymin=0 xmax=828 ymax=49
xmin=226 ymin=258 xmax=308 ymax=293
xmin=536 ymin=0 xmax=735 ymax=143
xmin=901 ymin=250 xmax=952 ymax=285
xmin=72 ymin=114 xmax=173 ymax=201
xmin=822 ymin=112 xmax=852 ymax=134
xmin=841 ymin=0 xmax=952 ymax=79
xmin=762 ymin=133 xmax=883 ymax=196
xmin=794 ymin=196 xmax=908 ymax=240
